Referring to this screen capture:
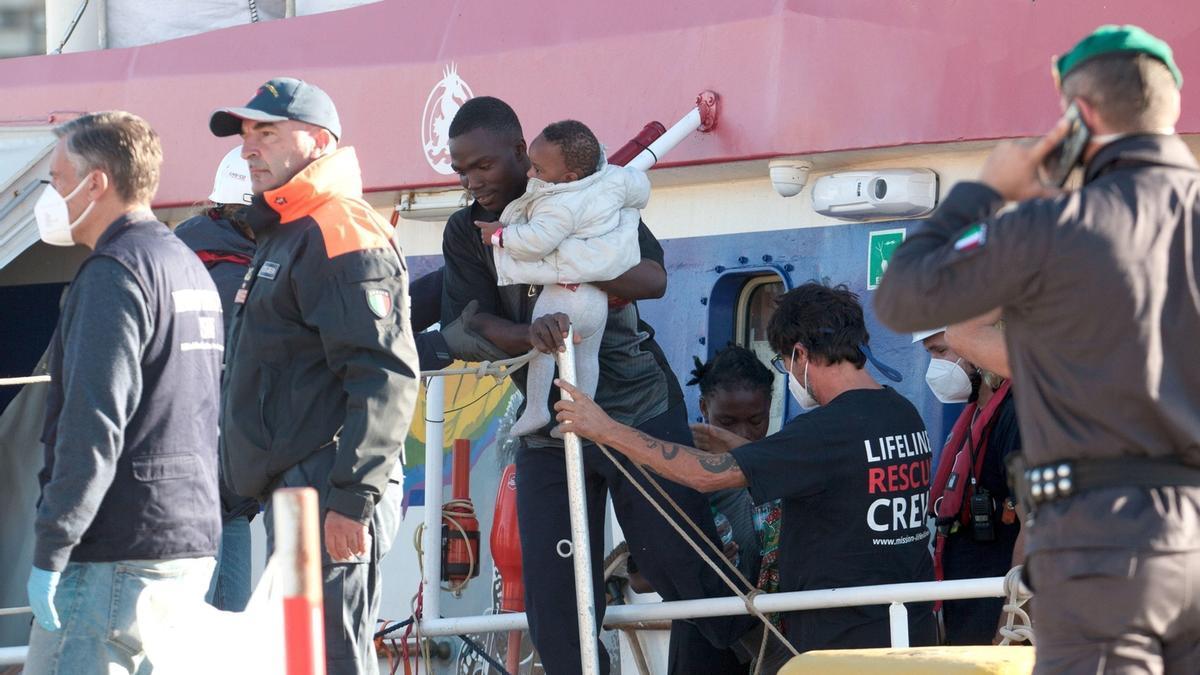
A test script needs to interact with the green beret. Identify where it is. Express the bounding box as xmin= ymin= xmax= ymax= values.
xmin=1056 ymin=24 xmax=1182 ymax=89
